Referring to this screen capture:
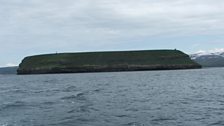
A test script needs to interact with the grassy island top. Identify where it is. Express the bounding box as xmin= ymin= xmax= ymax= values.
xmin=18 ymin=50 xmax=199 ymax=70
